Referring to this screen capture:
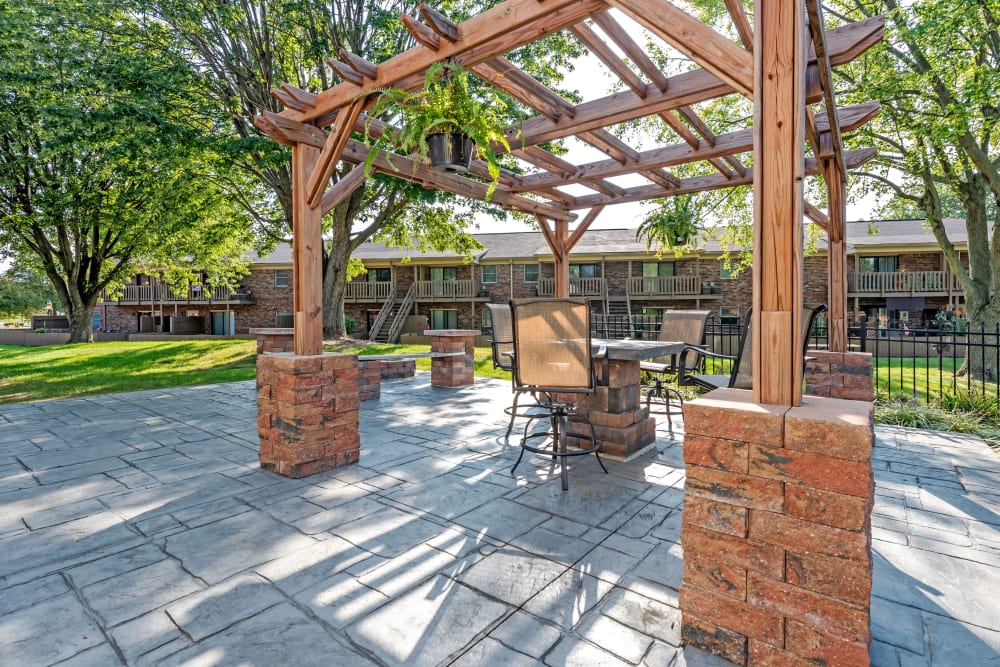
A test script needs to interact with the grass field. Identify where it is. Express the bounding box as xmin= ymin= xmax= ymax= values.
xmin=0 ymin=341 xmax=257 ymax=404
